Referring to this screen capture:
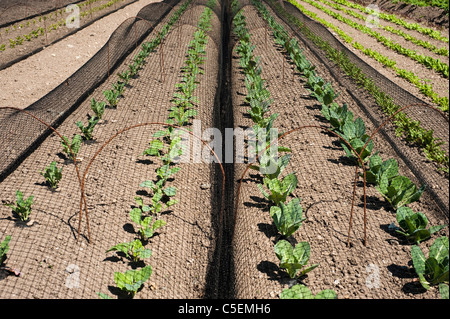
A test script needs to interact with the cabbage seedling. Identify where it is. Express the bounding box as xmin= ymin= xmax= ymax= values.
xmin=377 ymin=175 xmax=426 ymax=210
xmin=364 ymin=153 xmax=399 ymax=185
xmin=129 ymin=207 xmax=167 ymax=240
xmin=118 ymin=70 xmax=131 ymax=85
xmin=103 ymin=89 xmax=120 ymax=107
xmin=258 ymin=173 xmax=298 ymax=206
xmin=114 ymin=265 xmax=152 ymax=297
xmin=281 ymin=284 xmax=336 ymax=299
xmin=4 ymin=190 xmax=34 ymax=222
xmin=40 ymin=161 xmax=63 ymax=189
xmin=274 ymin=240 xmax=319 ymax=279
xmin=411 ymin=236 xmax=449 ymax=292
